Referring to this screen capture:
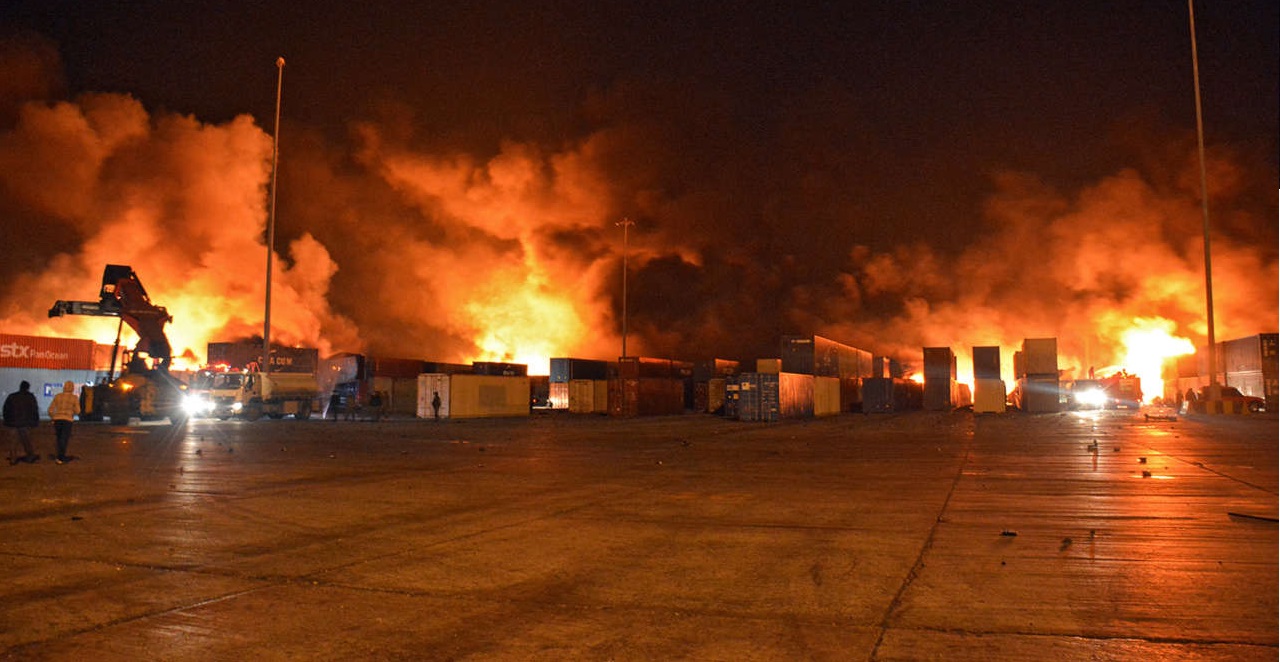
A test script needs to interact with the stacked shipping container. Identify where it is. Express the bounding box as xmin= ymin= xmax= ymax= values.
xmin=780 ymin=335 xmax=874 ymax=412
xmin=922 ymin=347 xmax=958 ymax=411
xmin=737 ymin=372 xmax=814 ymax=422
xmin=972 ymin=345 xmax=1006 ymax=413
xmin=1014 ymin=338 xmax=1060 ymax=413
